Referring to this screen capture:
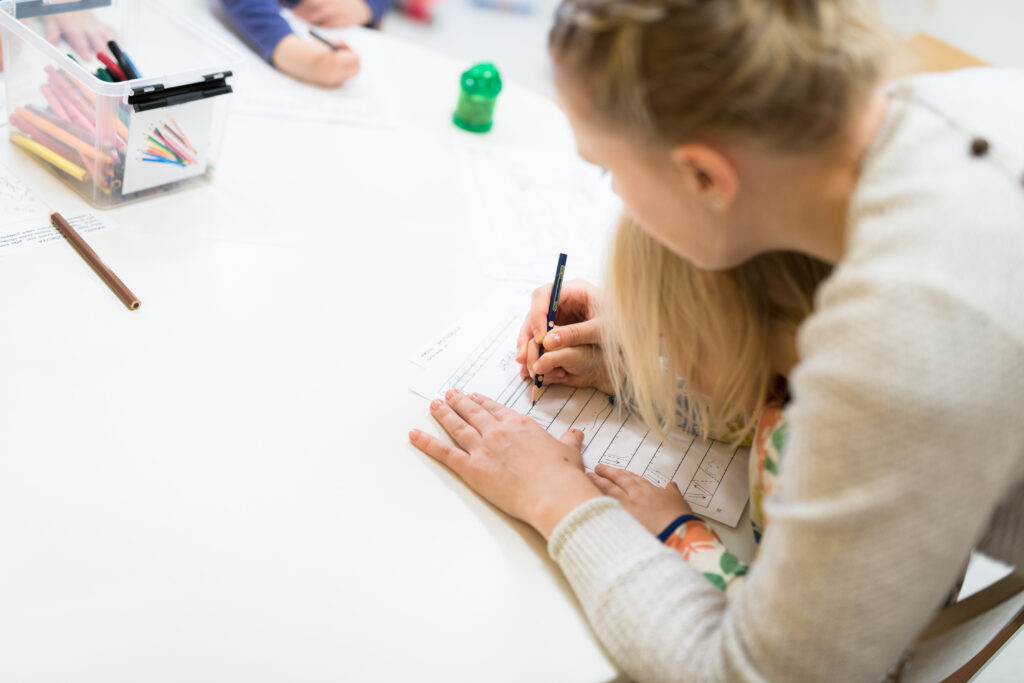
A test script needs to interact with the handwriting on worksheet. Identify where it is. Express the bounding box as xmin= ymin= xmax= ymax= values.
xmin=411 ymin=286 xmax=749 ymax=526
xmin=0 ymin=162 xmax=115 ymax=255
